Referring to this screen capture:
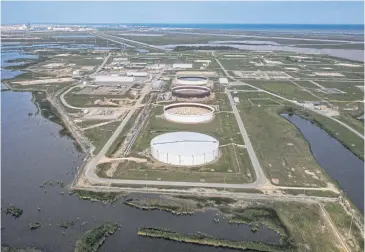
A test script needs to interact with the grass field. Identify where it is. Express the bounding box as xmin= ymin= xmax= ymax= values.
xmin=131 ymin=107 xmax=243 ymax=154
xmin=246 ymin=81 xmax=319 ymax=101
xmin=98 ymin=144 xmax=254 ymax=184
xmin=83 ymin=121 xmax=121 ymax=155
xmin=334 ymin=114 xmax=364 ymax=135
xmin=205 ymin=92 xmax=232 ymax=111
xmin=235 ymin=92 xmax=331 ymax=187
xmin=229 ymin=85 xmax=259 ymax=91
xmin=274 ymin=202 xmax=344 ymax=252
xmin=324 ymin=202 xmax=364 ymax=252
